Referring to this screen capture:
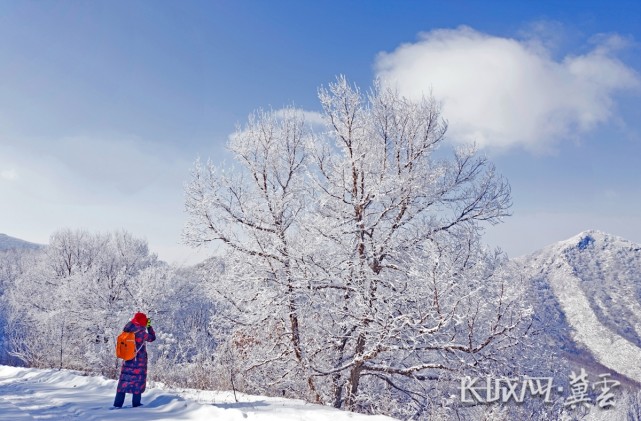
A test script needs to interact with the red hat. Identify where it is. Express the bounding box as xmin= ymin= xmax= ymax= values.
xmin=132 ymin=312 xmax=148 ymax=327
